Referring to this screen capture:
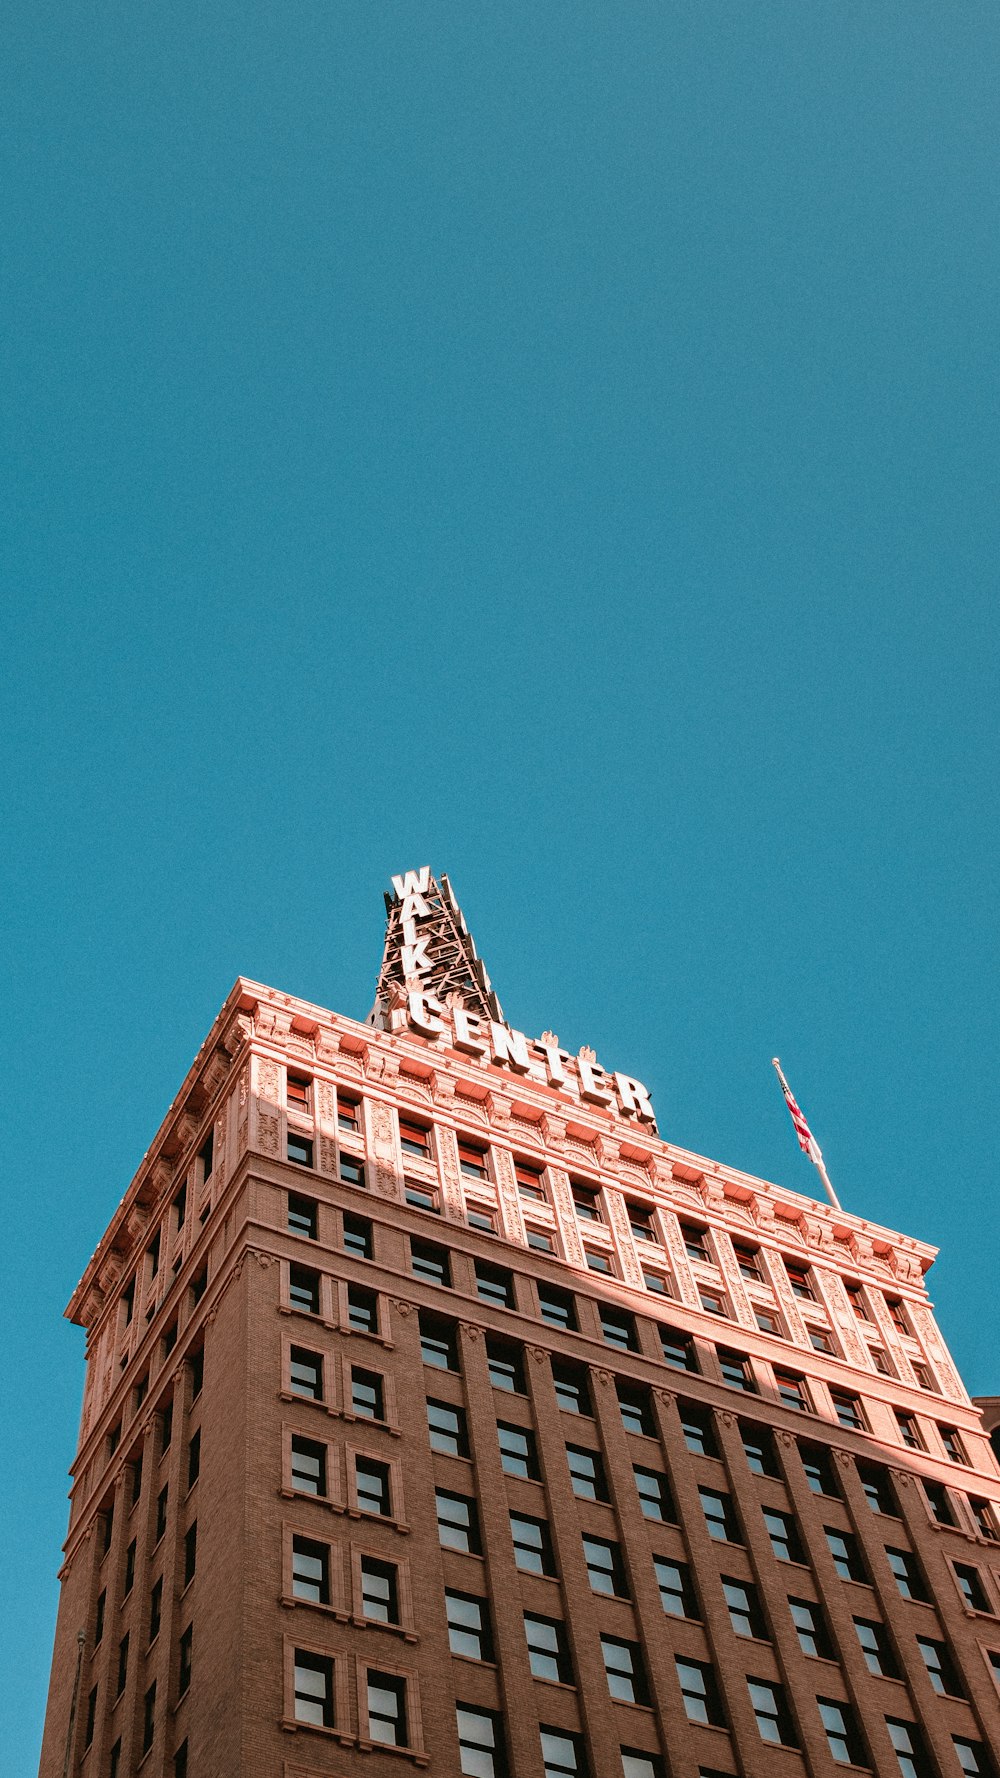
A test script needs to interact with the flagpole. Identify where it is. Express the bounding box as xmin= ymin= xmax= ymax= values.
xmin=771 ymin=1057 xmax=842 ymax=1211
